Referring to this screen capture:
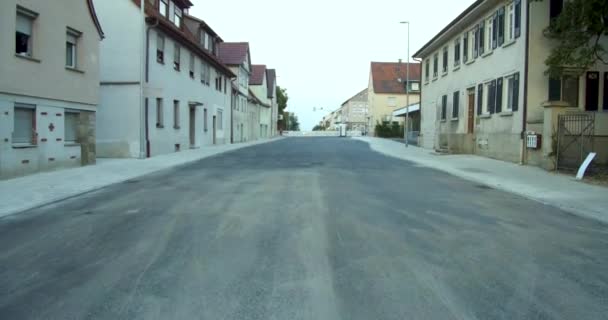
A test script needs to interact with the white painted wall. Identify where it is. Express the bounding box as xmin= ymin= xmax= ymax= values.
xmin=419 ymin=0 xmax=526 ymax=160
